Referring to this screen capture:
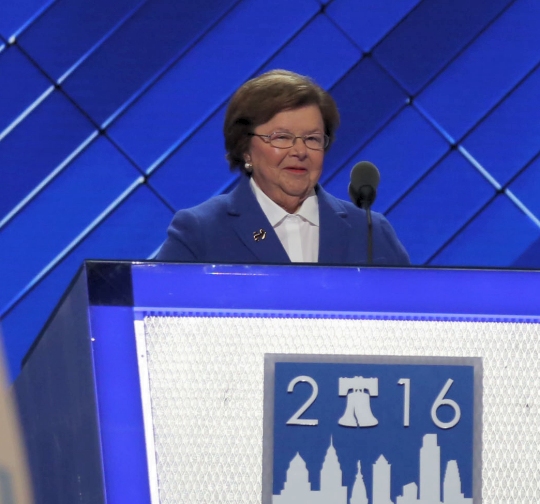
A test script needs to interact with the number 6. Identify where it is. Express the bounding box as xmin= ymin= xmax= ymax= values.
xmin=431 ymin=379 xmax=461 ymax=429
